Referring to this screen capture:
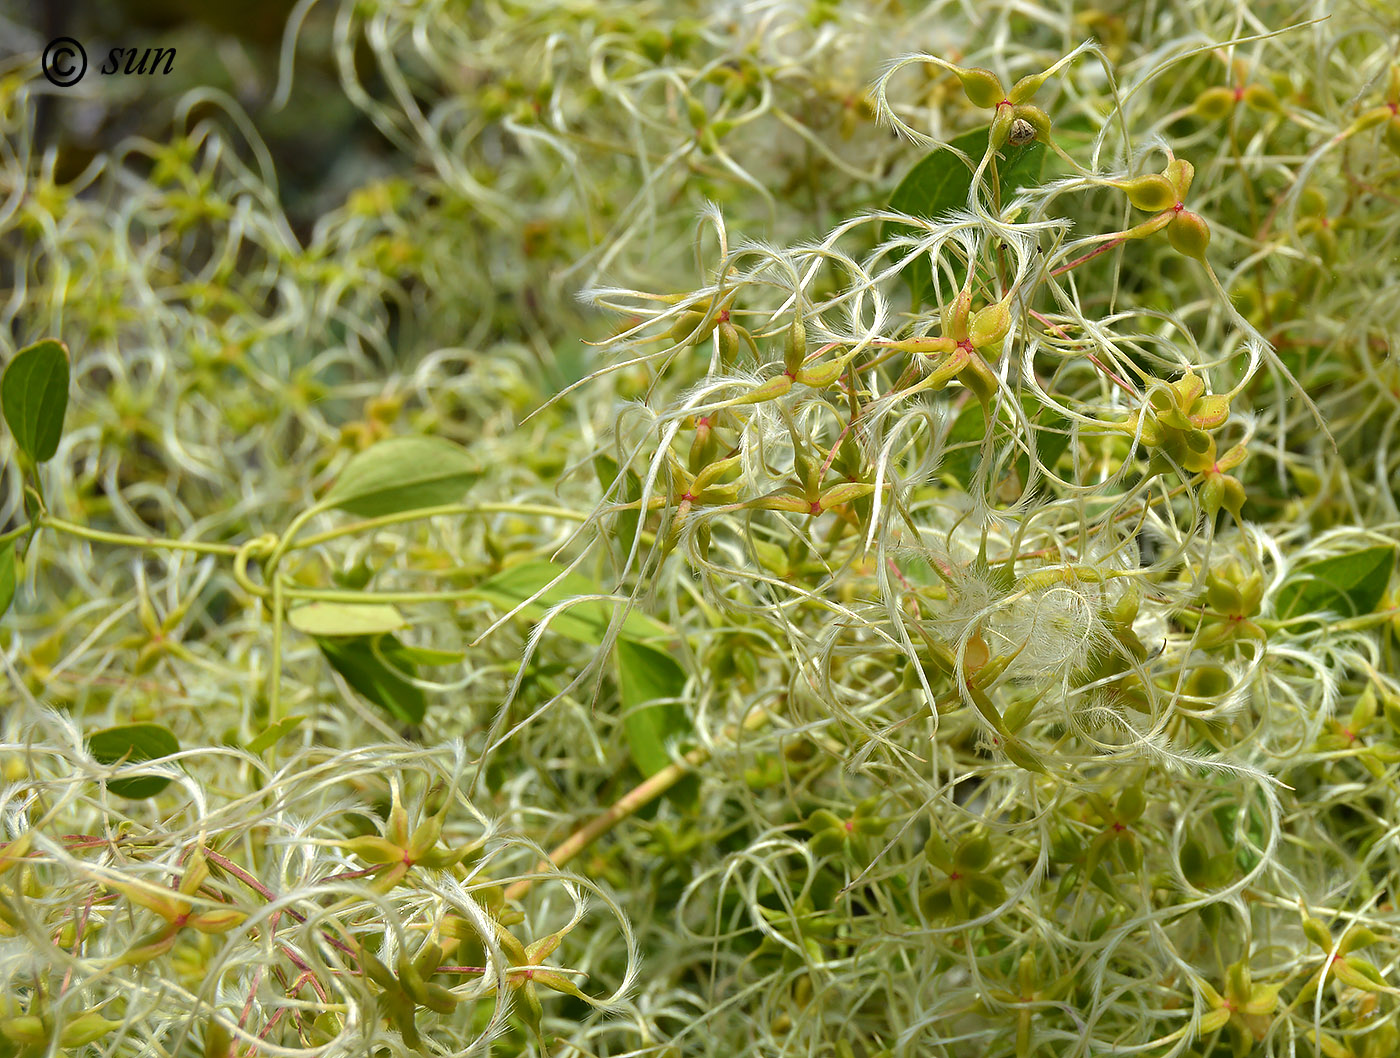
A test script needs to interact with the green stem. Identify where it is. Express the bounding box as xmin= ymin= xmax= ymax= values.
xmin=39 ymin=517 xmax=242 ymax=556
xmin=290 ymin=502 xmax=590 ymax=551
xmin=270 ymin=574 xmax=286 ymax=726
